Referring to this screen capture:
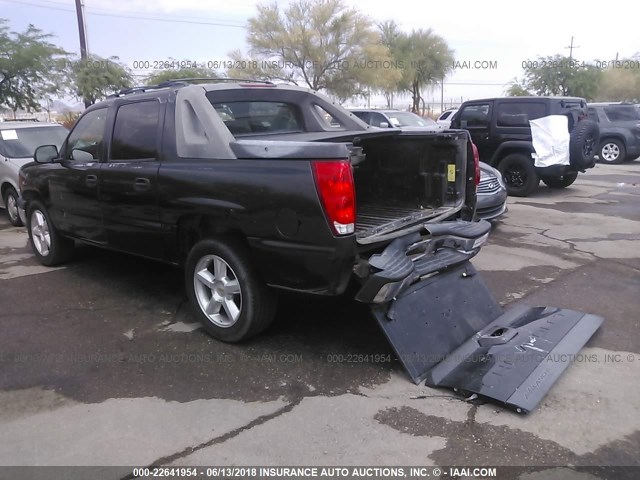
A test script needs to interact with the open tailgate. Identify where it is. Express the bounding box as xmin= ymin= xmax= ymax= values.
xmin=362 ymin=226 xmax=603 ymax=413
